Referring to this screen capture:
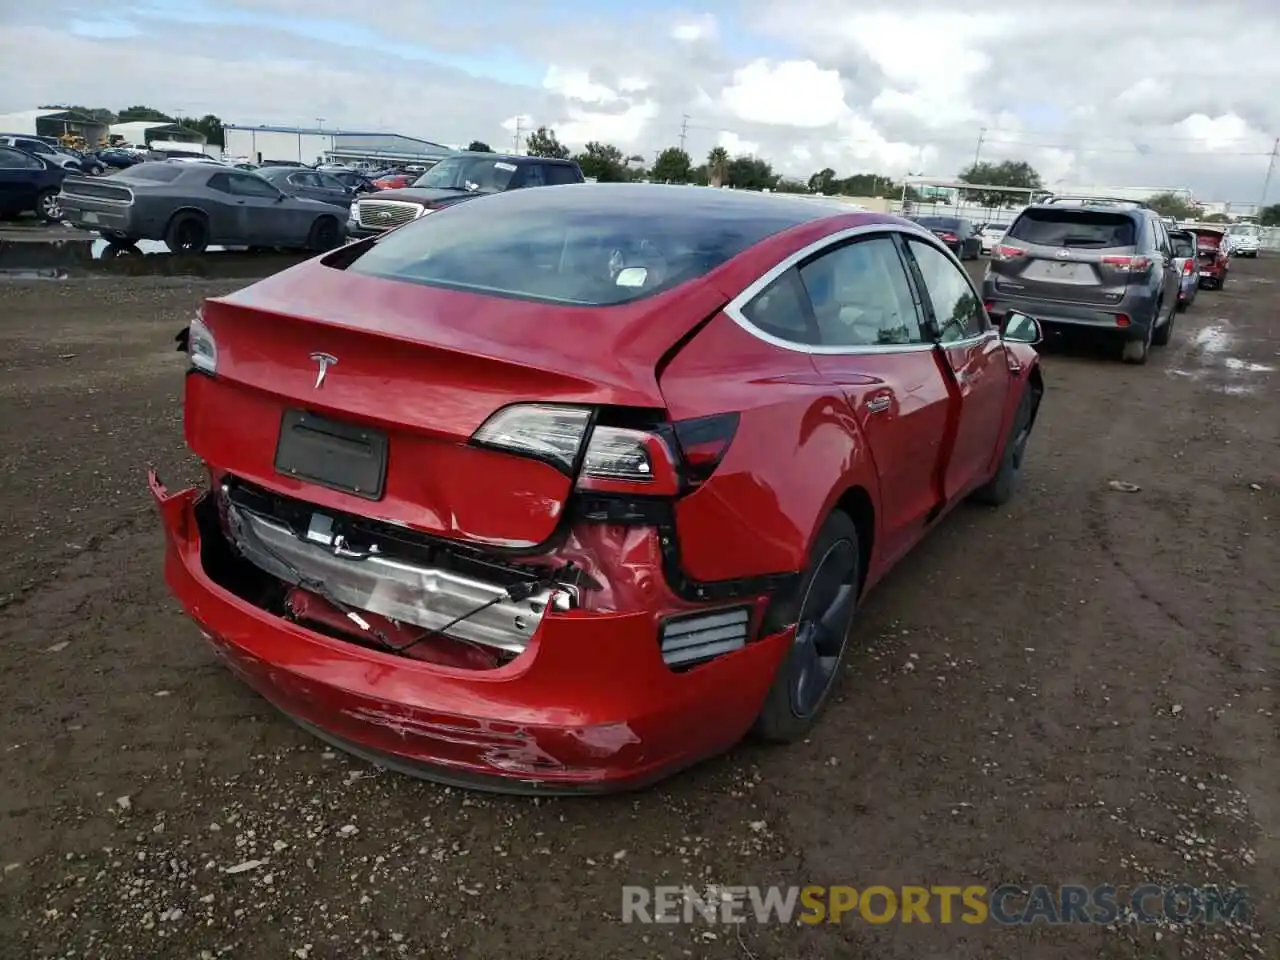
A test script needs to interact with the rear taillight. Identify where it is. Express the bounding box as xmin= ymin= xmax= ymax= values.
xmin=1182 ymin=260 xmax=1193 ymax=276
xmin=470 ymin=404 xmax=737 ymax=495
xmin=991 ymin=245 xmax=1026 ymax=262
xmin=1115 ymin=314 xmax=1131 ymax=327
xmin=576 ymin=426 xmax=680 ymax=495
xmin=471 ymin=403 xmax=592 ymax=473
xmin=187 ymin=313 xmax=217 ymax=375
xmin=939 ymin=232 xmax=957 ymax=242
xmin=1101 ymin=255 xmax=1152 ymax=273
